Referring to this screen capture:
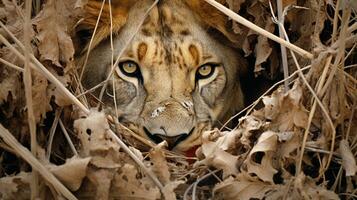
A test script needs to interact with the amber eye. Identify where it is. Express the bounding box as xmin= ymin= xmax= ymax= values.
xmin=120 ymin=61 xmax=138 ymax=74
xmin=118 ymin=61 xmax=141 ymax=78
xmin=196 ymin=63 xmax=216 ymax=79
